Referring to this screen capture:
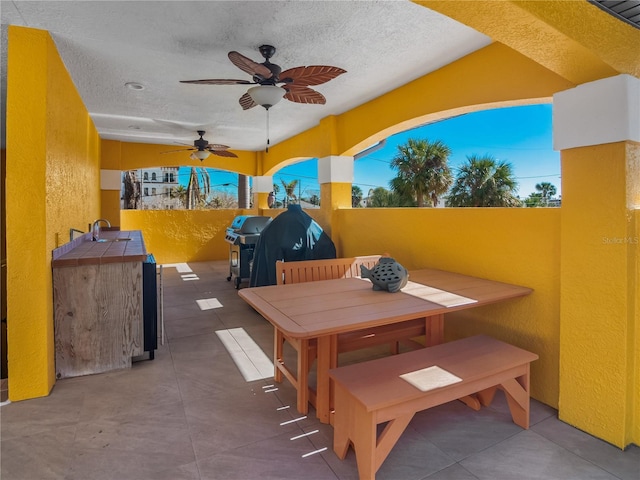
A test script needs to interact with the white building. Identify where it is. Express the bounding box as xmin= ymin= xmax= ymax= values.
xmin=121 ymin=167 xmax=181 ymax=210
